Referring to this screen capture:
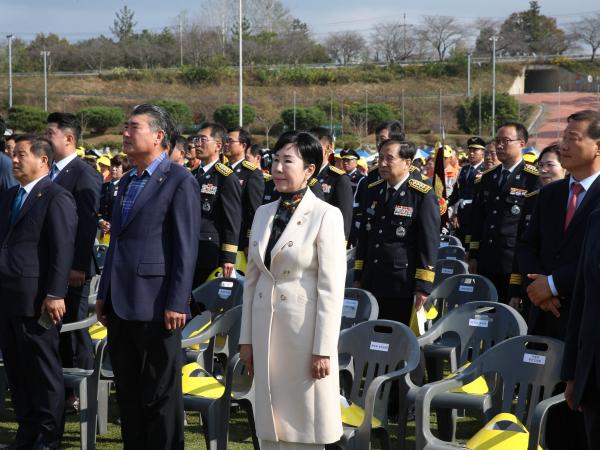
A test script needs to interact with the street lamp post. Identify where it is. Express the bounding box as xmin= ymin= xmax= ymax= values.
xmin=7 ymin=35 xmax=13 ymax=108
xmin=238 ymin=0 xmax=243 ymax=127
xmin=40 ymin=50 xmax=50 ymax=112
xmin=490 ymin=36 xmax=498 ymax=136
